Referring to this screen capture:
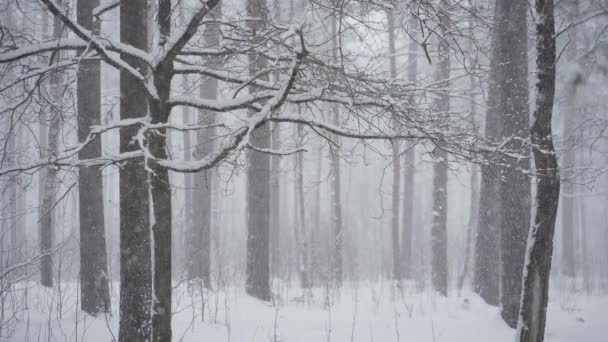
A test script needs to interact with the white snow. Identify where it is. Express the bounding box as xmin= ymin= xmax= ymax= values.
xmin=8 ymin=281 xmax=607 ymax=342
